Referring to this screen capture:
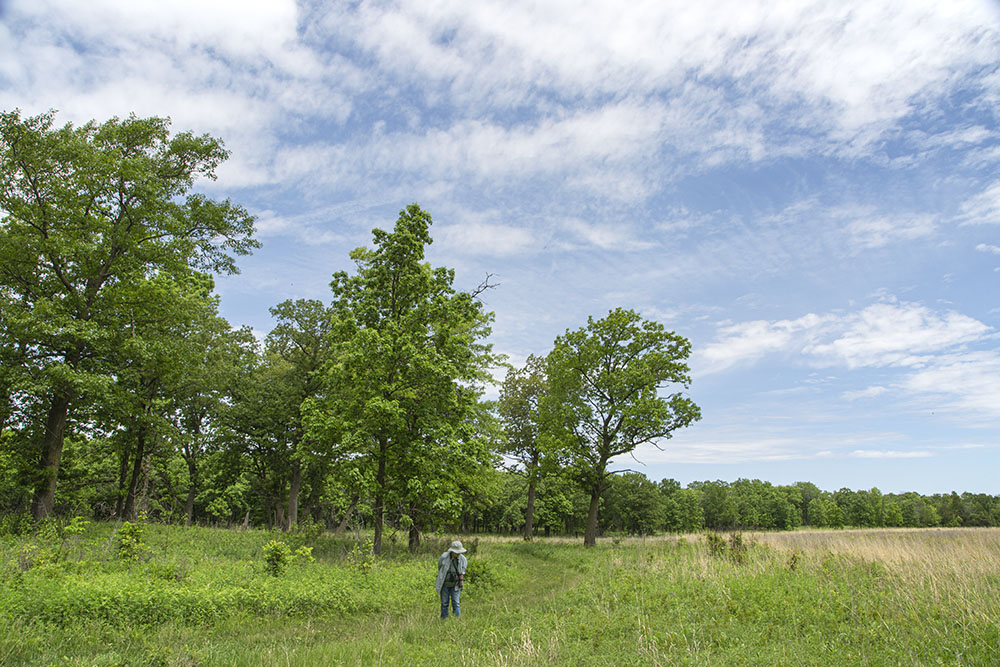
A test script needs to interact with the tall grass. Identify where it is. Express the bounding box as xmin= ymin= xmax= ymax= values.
xmin=1 ymin=523 xmax=997 ymax=665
